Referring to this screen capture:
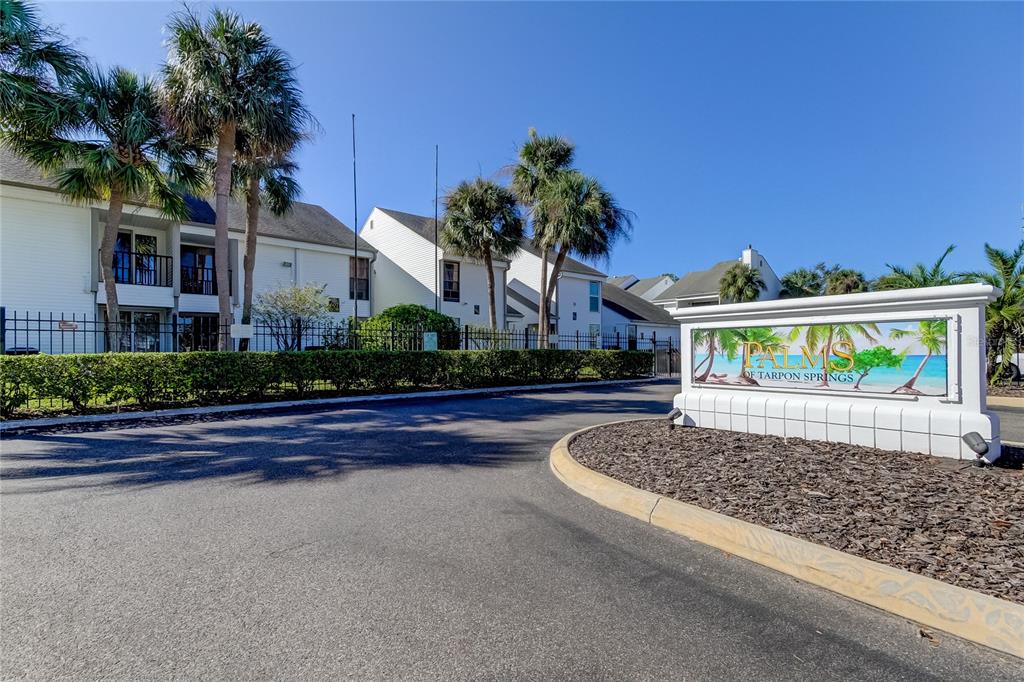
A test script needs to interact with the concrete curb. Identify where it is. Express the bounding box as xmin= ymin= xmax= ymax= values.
xmin=987 ymin=395 xmax=1024 ymax=409
xmin=549 ymin=420 xmax=1024 ymax=661
xmin=0 ymin=377 xmax=656 ymax=434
